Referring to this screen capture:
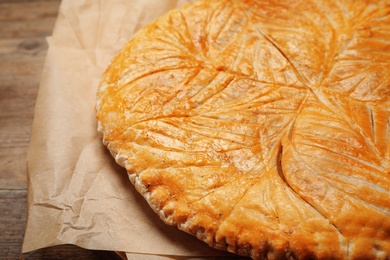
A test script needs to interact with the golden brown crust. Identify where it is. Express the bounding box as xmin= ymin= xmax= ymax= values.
xmin=96 ymin=0 xmax=390 ymax=259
